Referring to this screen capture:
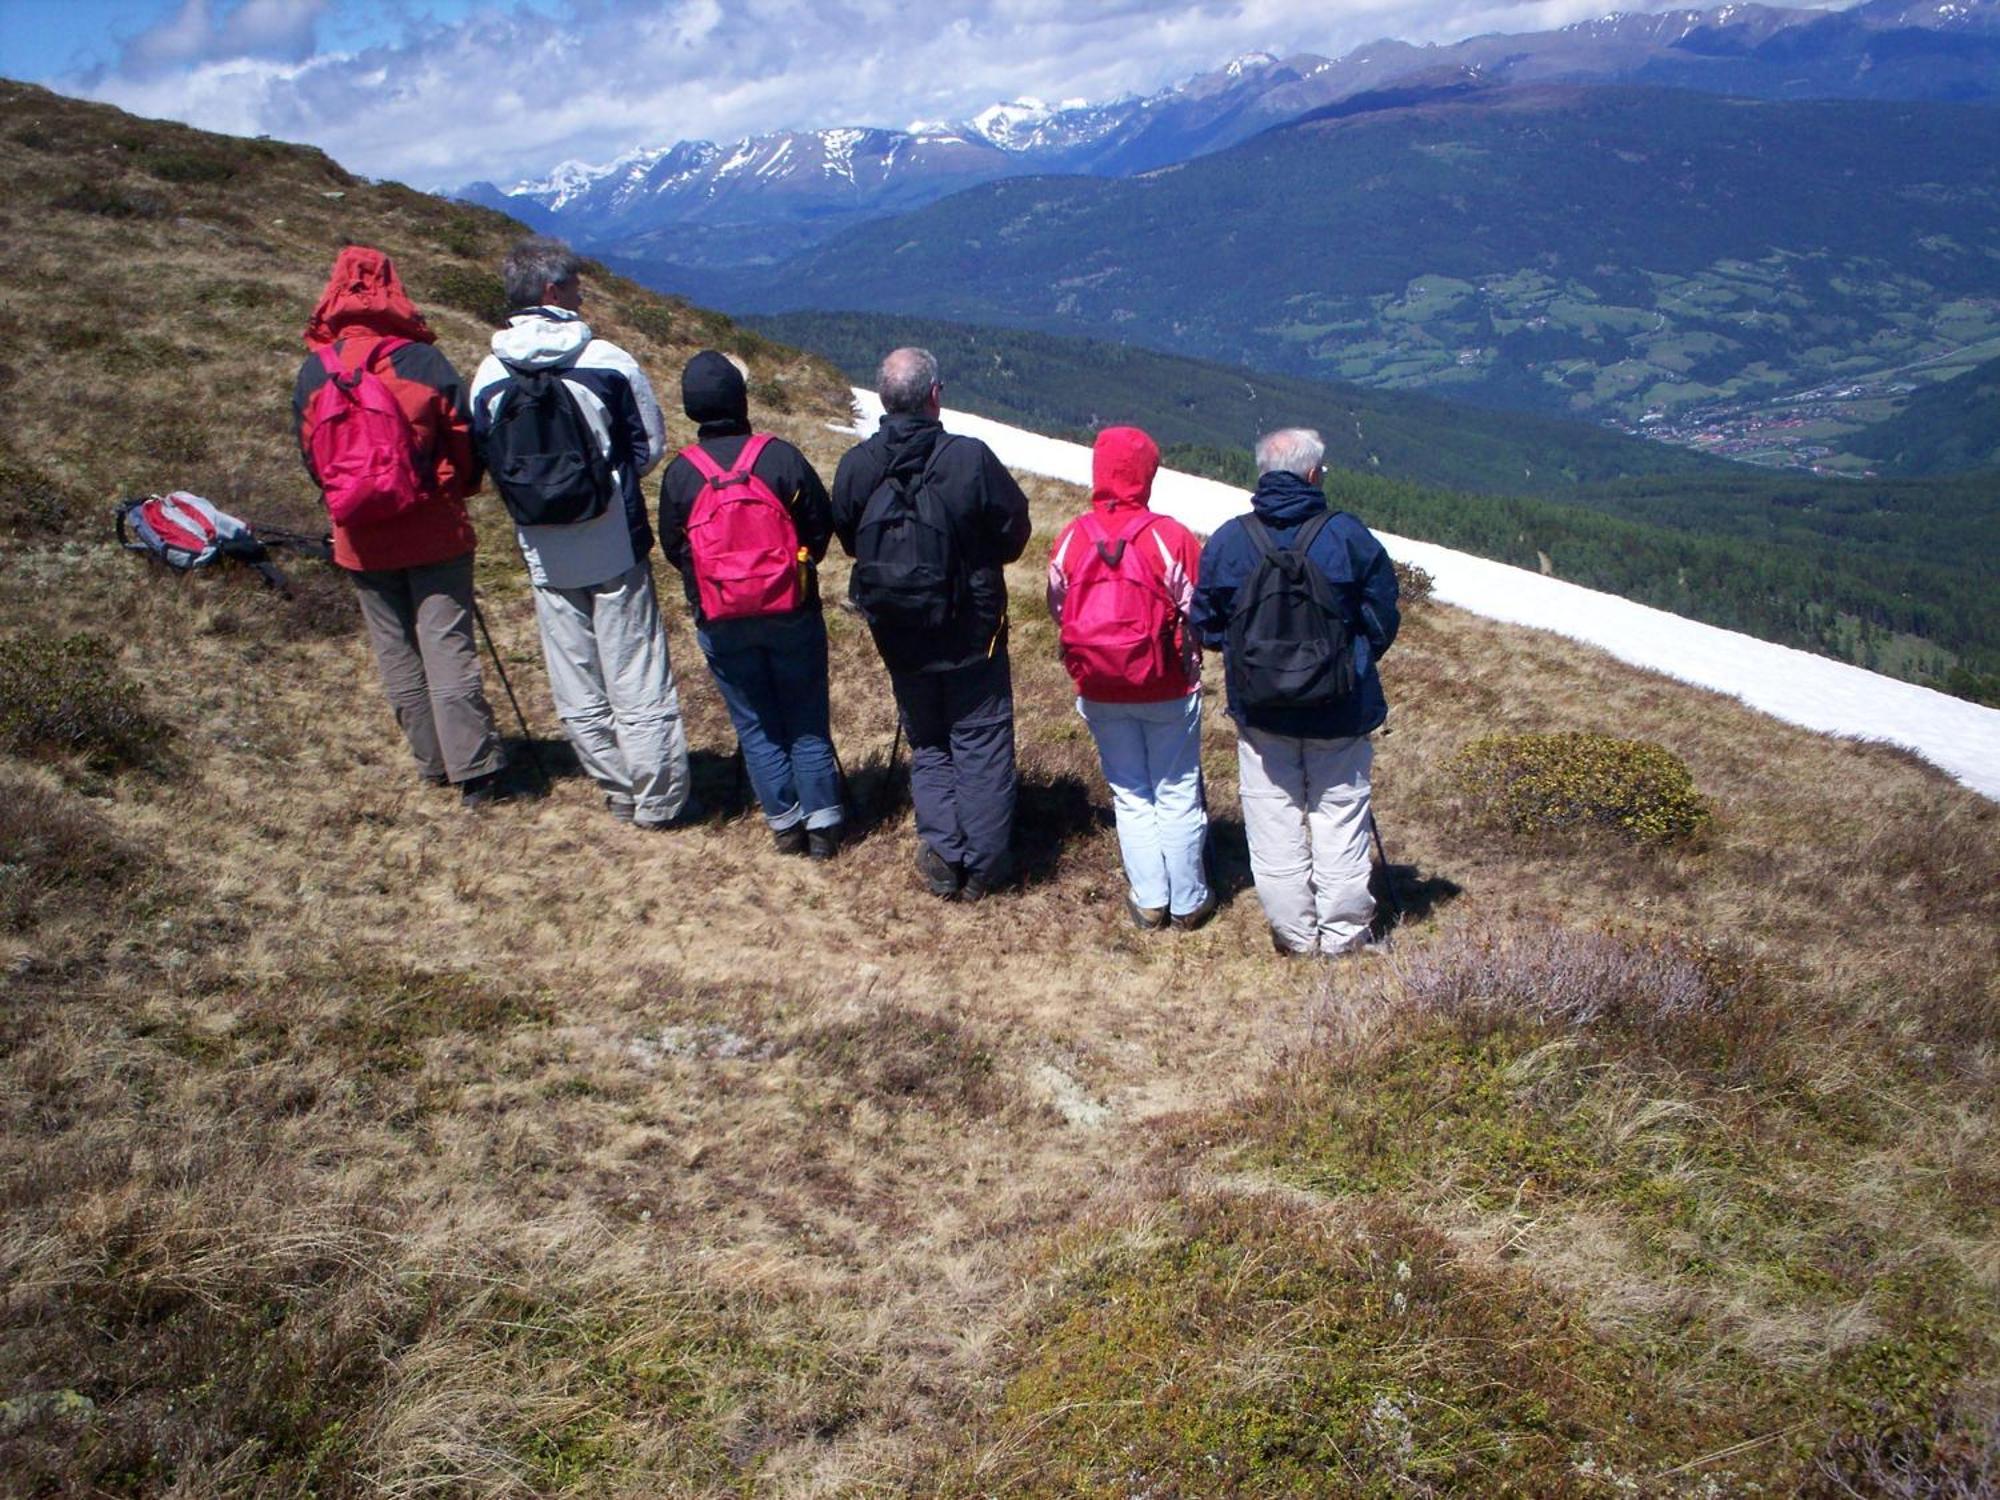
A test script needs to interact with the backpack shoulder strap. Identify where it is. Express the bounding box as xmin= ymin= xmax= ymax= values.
xmin=1292 ymin=510 xmax=1335 ymax=556
xmin=1240 ymin=514 xmax=1277 ymax=562
xmin=681 ymin=432 xmax=775 ymax=486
